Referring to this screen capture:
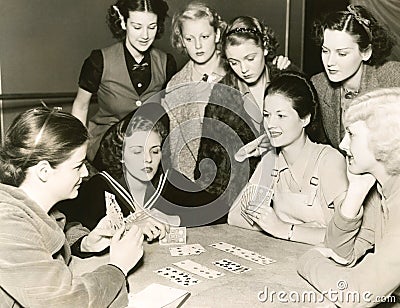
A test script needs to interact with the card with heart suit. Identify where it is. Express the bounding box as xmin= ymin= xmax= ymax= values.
xmin=169 ymin=244 xmax=205 ymax=256
xmin=209 ymin=242 xmax=276 ymax=265
xmin=105 ymin=191 xmax=124 ymax=231
xmin=154 ymin=266 xmax=201 ymax=287
xmin=173 ymin=260 xmax=224 ymax=280
xmin=213 ymin=258 xmax=252 ymax=274
xmin=159 ymin=227 xmax=187 ymax=245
